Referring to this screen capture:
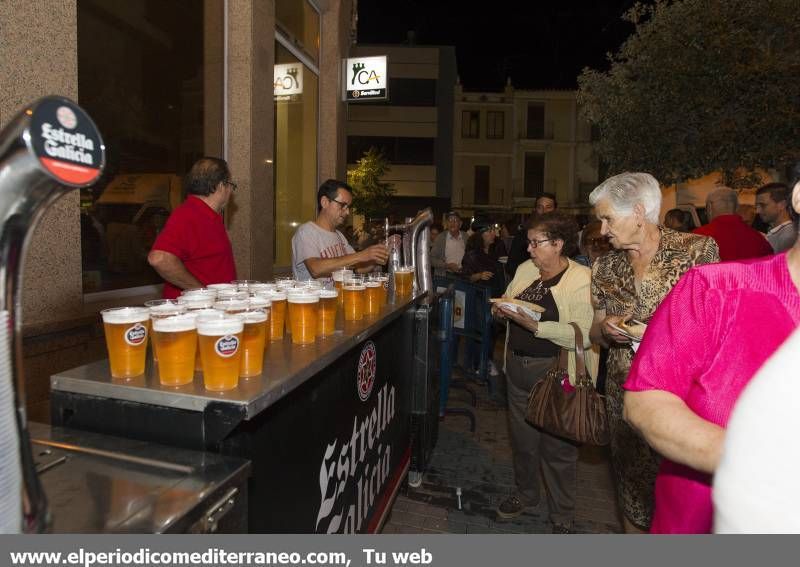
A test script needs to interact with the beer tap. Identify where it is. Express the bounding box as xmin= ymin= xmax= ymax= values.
xmin=0 ymin=97 xmax=105 ymax=532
